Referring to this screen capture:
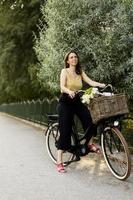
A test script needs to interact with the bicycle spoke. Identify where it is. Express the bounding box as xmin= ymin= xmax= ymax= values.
xmin=46 ymin=123 xmax=74 ymax=164
xmin=105 ymin=140 xmax=127 ymax=176
xmin=101 ymin=127 xmax=131 ymax=180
